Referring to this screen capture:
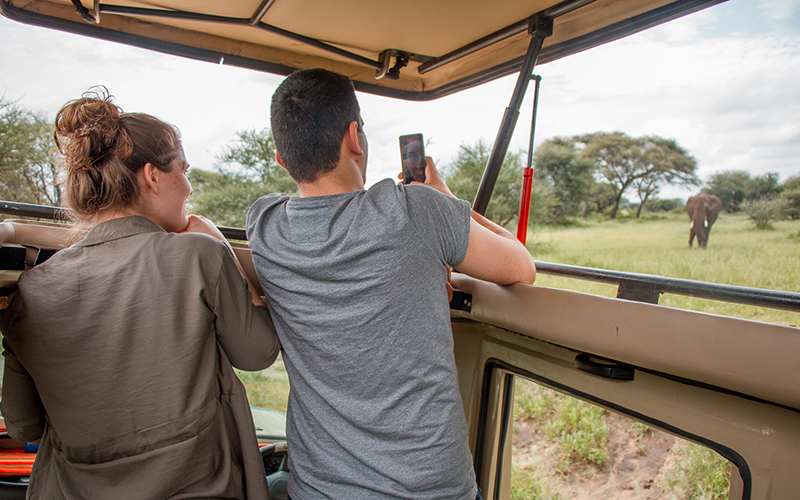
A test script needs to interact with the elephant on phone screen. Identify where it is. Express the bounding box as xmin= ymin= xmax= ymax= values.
xmin=685 ymin=194 xmax=723 ymax=248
